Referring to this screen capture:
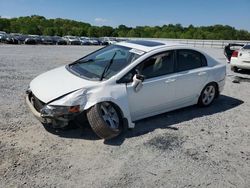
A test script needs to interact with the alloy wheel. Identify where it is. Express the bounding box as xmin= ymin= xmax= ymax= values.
xmin=100 ymin=102 xmax=119 ymax=130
